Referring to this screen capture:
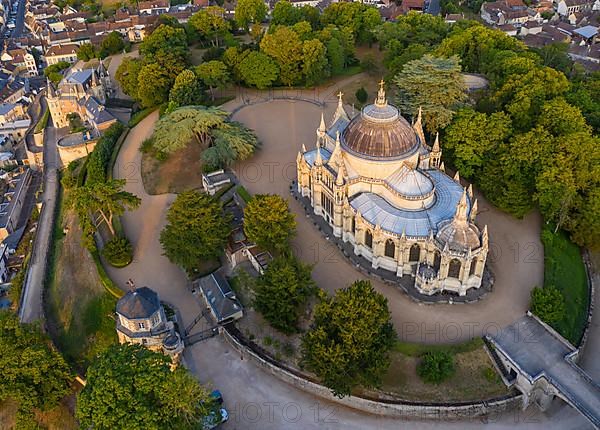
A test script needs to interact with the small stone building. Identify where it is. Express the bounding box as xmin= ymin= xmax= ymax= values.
xmin=116 ymin=286 xmax=184 ymax=363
